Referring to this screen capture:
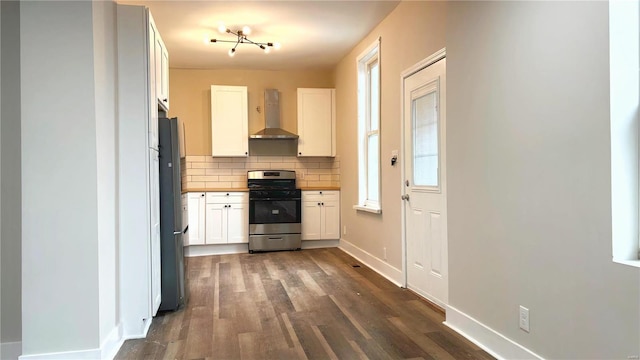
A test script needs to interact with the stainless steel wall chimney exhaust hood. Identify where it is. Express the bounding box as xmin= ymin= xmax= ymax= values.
xmin=250 ymin=89 xmax=299 ymax=139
